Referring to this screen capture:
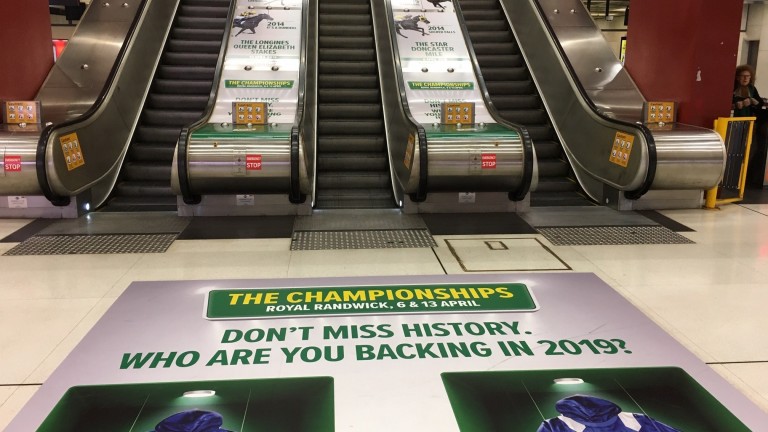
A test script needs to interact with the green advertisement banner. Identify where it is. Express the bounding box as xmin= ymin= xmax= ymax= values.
xmin=225 ymin=80 xmax=295 ymax=89
xmin=407 ymin=81 xmax=474 ymax=90
xmin=207 ymin=283 xmax=536 ymax=319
